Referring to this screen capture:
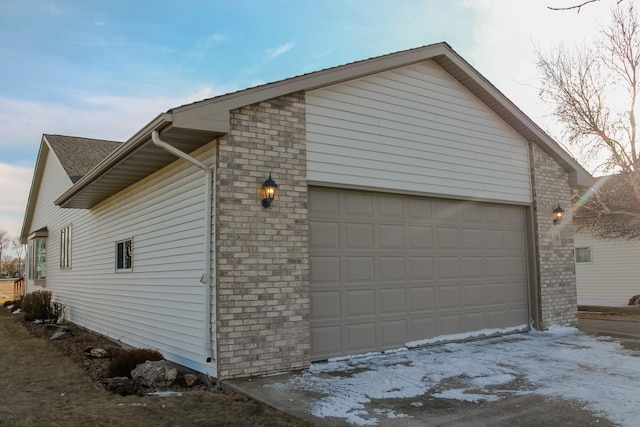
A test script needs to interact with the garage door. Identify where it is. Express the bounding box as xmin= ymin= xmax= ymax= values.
xmin=309 ymin=187 xmax=529 ymax=360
